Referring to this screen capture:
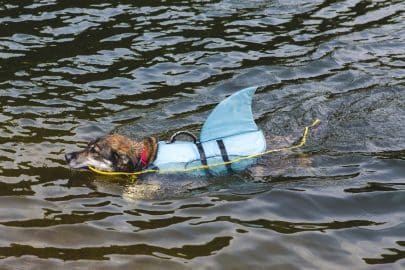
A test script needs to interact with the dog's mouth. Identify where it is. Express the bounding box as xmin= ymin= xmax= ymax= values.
xmin=70 ymin=165 xmax=91 ymax=171
xmin=65 ymin=152 xmax=114 ymax=172
xmin=67 ymin=160 xmax=113 ymax=172
xmin=65 ymin=159 xmax=91 ymax=171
